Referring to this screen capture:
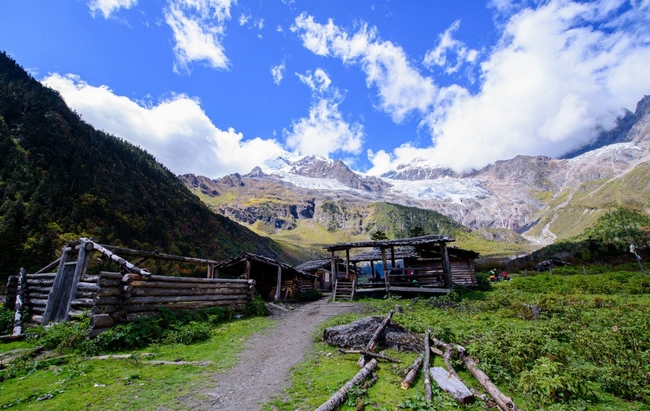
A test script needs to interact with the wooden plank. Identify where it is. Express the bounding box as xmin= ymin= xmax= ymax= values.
xmin=274 ymin=266 xmax=282 ymax=303
xmin=129 ymin=287 xmax=246 ymax=297
xmin=124 ymin=274 xmax=252 ymax=284
xmin=41 ymin=248 xmax=71 ymax=324
xmin=430 ymin=367 xmax=474 ymax=405
xmin=127 ymin=280 xmax=249 ymax=289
